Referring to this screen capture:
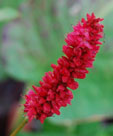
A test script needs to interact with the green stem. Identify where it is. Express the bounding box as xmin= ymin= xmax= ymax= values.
xmin=10 ymin=118 xmax=28 ymax=136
